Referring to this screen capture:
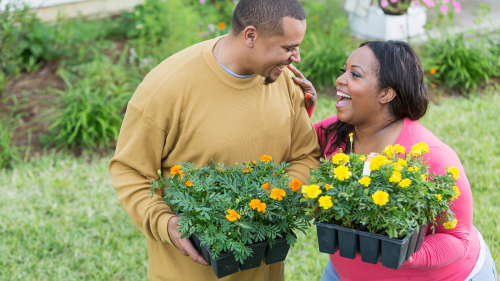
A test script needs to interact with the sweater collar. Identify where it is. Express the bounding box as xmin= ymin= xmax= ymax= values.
xmin=202 ymin=36 xmax=263 ymax=89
